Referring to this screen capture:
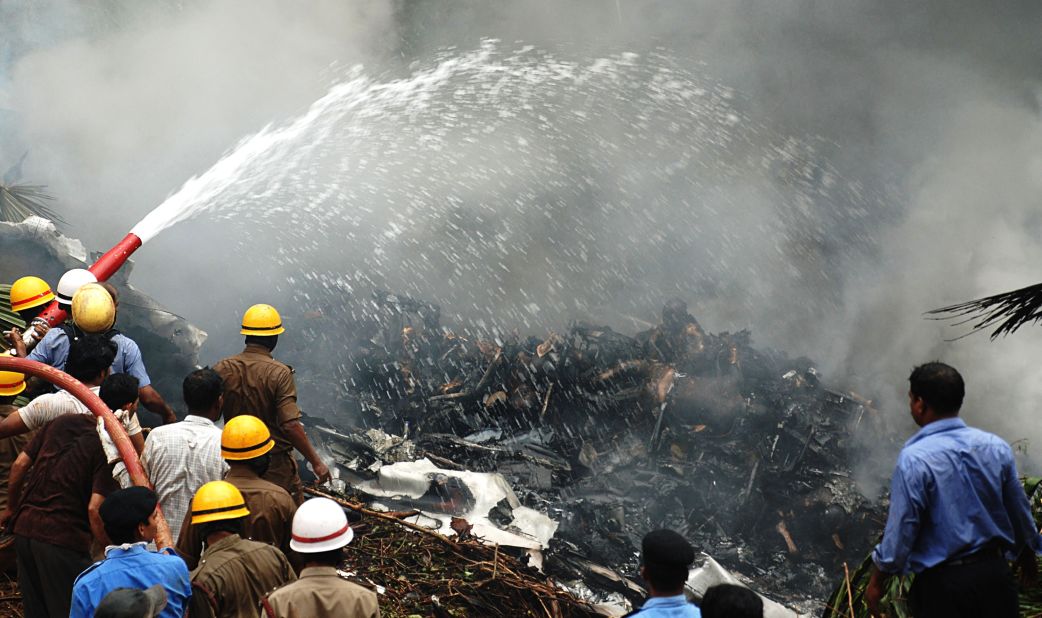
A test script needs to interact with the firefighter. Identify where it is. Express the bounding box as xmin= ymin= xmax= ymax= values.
xmin=187 ymin=481 xmax=296 ymax=618
xmin=4 ymin=276 xmax=55 ymax=354
xmin=214 ymin=304 xmax=330 ymax=503
xmin=261 ymin=497 xmax=378 ymax=618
